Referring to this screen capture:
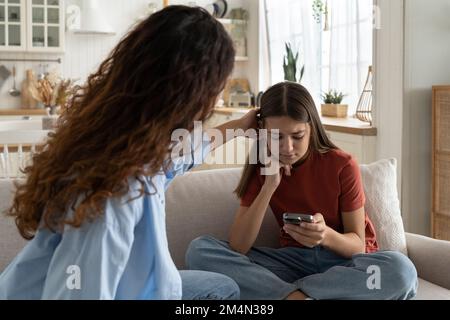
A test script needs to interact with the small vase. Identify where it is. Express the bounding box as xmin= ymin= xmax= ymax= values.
xmin=45 ymin=105 xmax=60 ymax=116
xmin=42 ymin=105 xmax=60 ymax=130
